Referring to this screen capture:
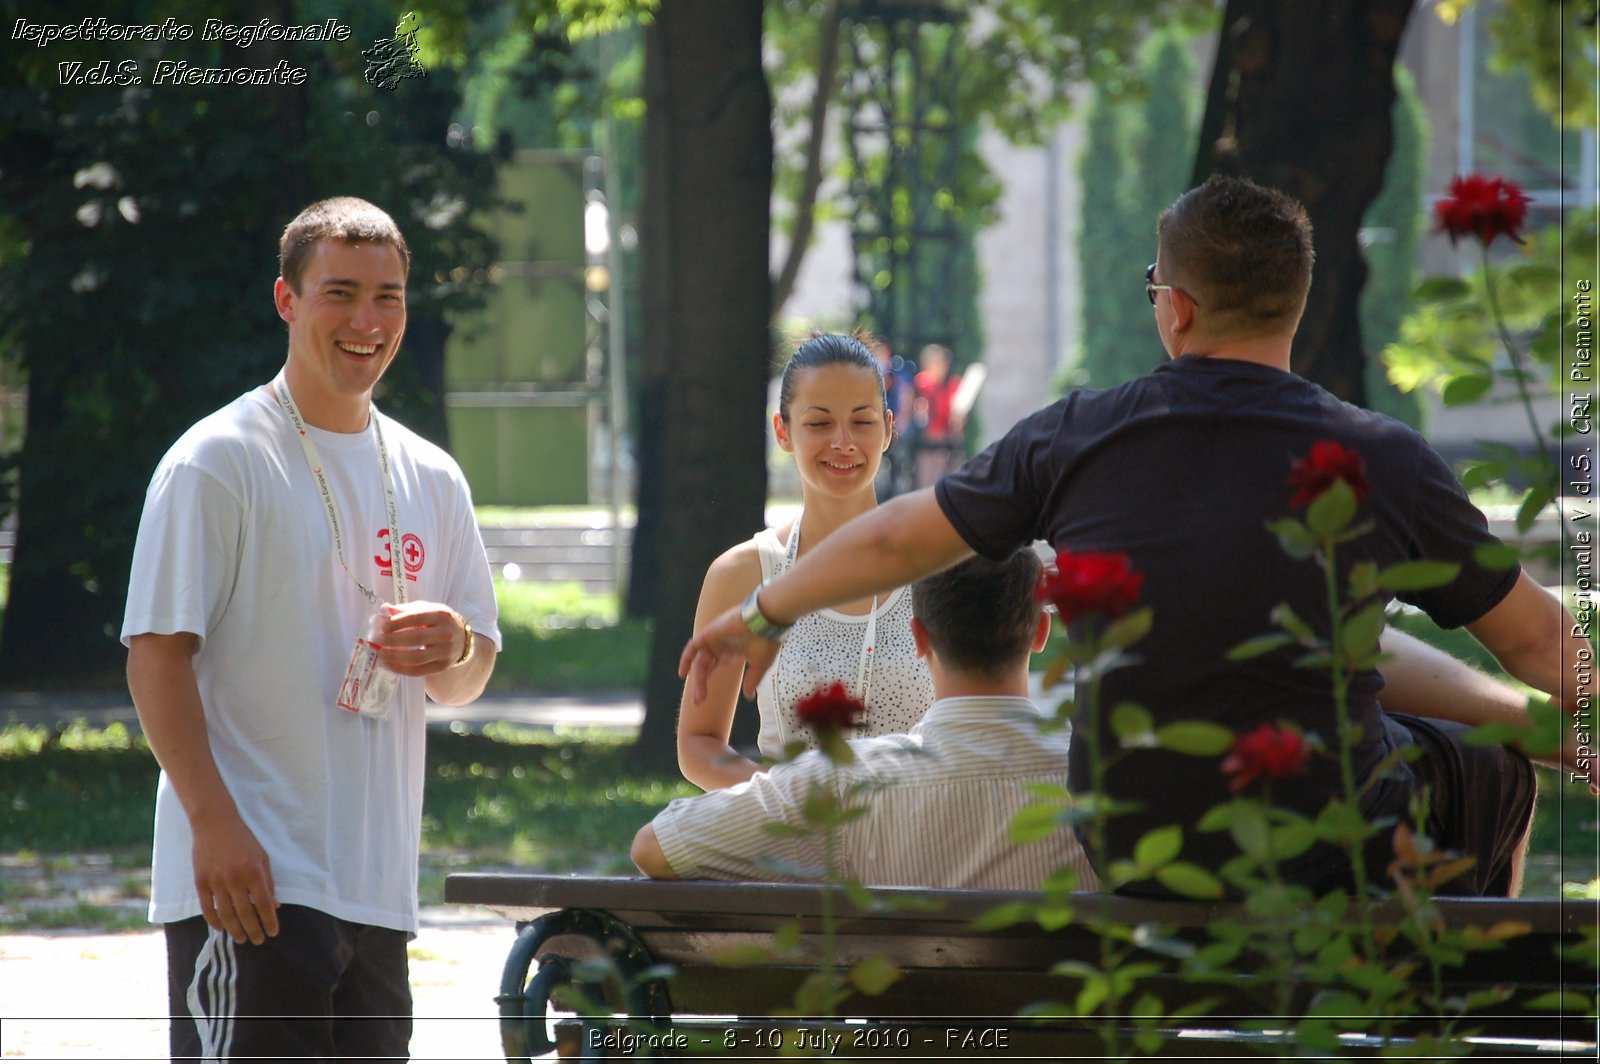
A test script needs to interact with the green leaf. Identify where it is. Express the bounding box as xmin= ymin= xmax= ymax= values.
xmin=848 ymin=954 xmax=901 ymax=996
xmin=1227 ymin=633 xmax=1294 ymax=661
xmin=1134 ymin=825 xmax=1183 ymax=870
xmin=815 ymin=730 xmax=856 ymax=765
xmin=1155 ymin=862 xmax=1225 ymax=899
xmin=1270 ymin=602 xmax=1318 ymax=643
xmin=1340 ymin=962 xmax=1407 ymax=997
xmin=1460 ymin=459 xmax=1508 ymax=491
xmin=843 ymin=880 xmax=877 ymax=912
xmin=1101 ymin=606 xmax=1154 ymax=651
xmin=1195 ymin=802 xmax=1237 ymax=832
xmin=1516 ymin=480 xmax=1557 ymax=533
xmin=1505 ymin=262 xmax=1561 ymax=291
xmin=1412 ymin=275 xmax=1471 ymax=301
xmin=1269 ymin=820 xmax=1317 ymax=861
xmin=1441 ymin=372 xmax=1494 ymax=406
xmin=1009 ymin=801 xmax=1069 ymax=843
xmin=1156 ymin=721 xmax=1235 ymax=756
xmin=1035 ymin=903 xmax=1075 ymax=931
xmin=1229 ymin=801 xmax=1271 ymax=860
xmin=1347 ymin=561 xmax=1379 ymax=601
xmin=1111 ymin=702 xmax=1154 ymax=743
xmin=773 ymin=921 xmax=802 ymax=953
xmin=1075 ymin=976 xmax=1109 ymax=1016
xmin=1375 ymin=560 xmax=1461 ymax=591
xmin=1306 ymin=478 xmax=1357 ymax=538
xmin=1314 ymin=800 xmax=1373 ymax=845
xmin=1474 ymin=541 xmax=1523 ymax=571
xmin=1339 ymin=601 xmax=1387 ymax=667
xmin=1266 ymin=517 xmax=1317 ymax=559
xmin=1523 ymin=991 xmax=1594 ymax=1011
xmin=971 ymin=900 xmax=1033 ymax=932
